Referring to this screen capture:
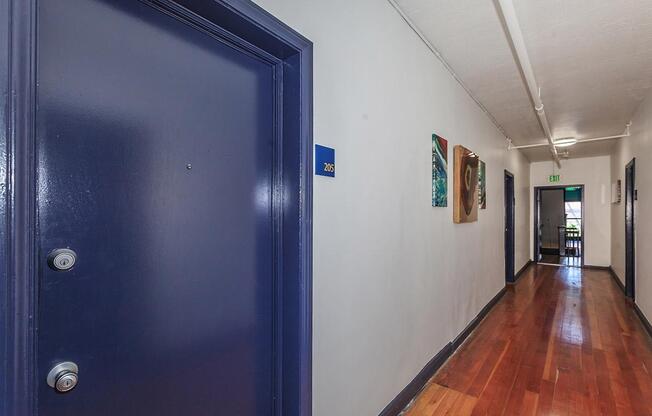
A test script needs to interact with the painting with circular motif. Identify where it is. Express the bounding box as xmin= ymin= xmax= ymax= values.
xmin=453 ymin=145 xmax=479 ymax=223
